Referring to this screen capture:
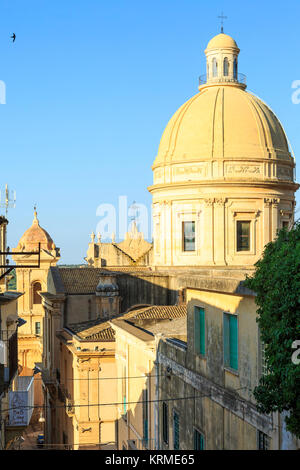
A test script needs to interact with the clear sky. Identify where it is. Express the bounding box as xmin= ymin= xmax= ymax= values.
xmin=0 ymin=0 xmax=299 ymax=264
